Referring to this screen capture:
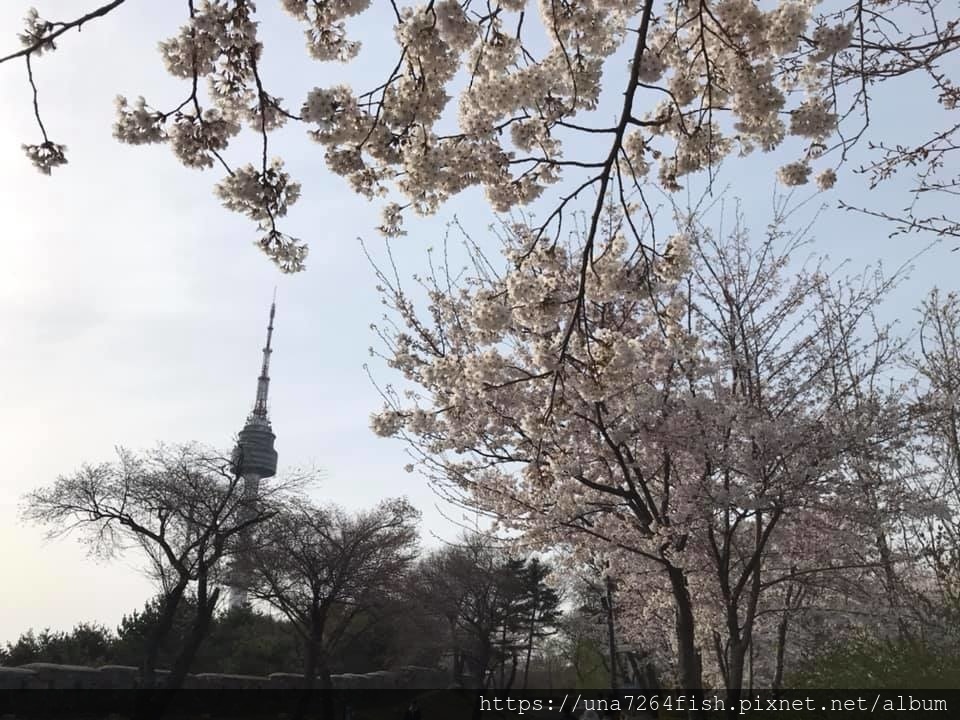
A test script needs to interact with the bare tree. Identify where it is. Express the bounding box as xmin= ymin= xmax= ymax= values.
xmin=21 ymin=443 xmax=291 ymax=688
xmin=249 ymin=497 xmax=420 ymax=690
